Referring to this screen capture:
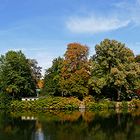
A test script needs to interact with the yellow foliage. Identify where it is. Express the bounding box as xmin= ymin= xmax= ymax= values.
xmin=37 ymin=80 xmax=44 ymax=89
